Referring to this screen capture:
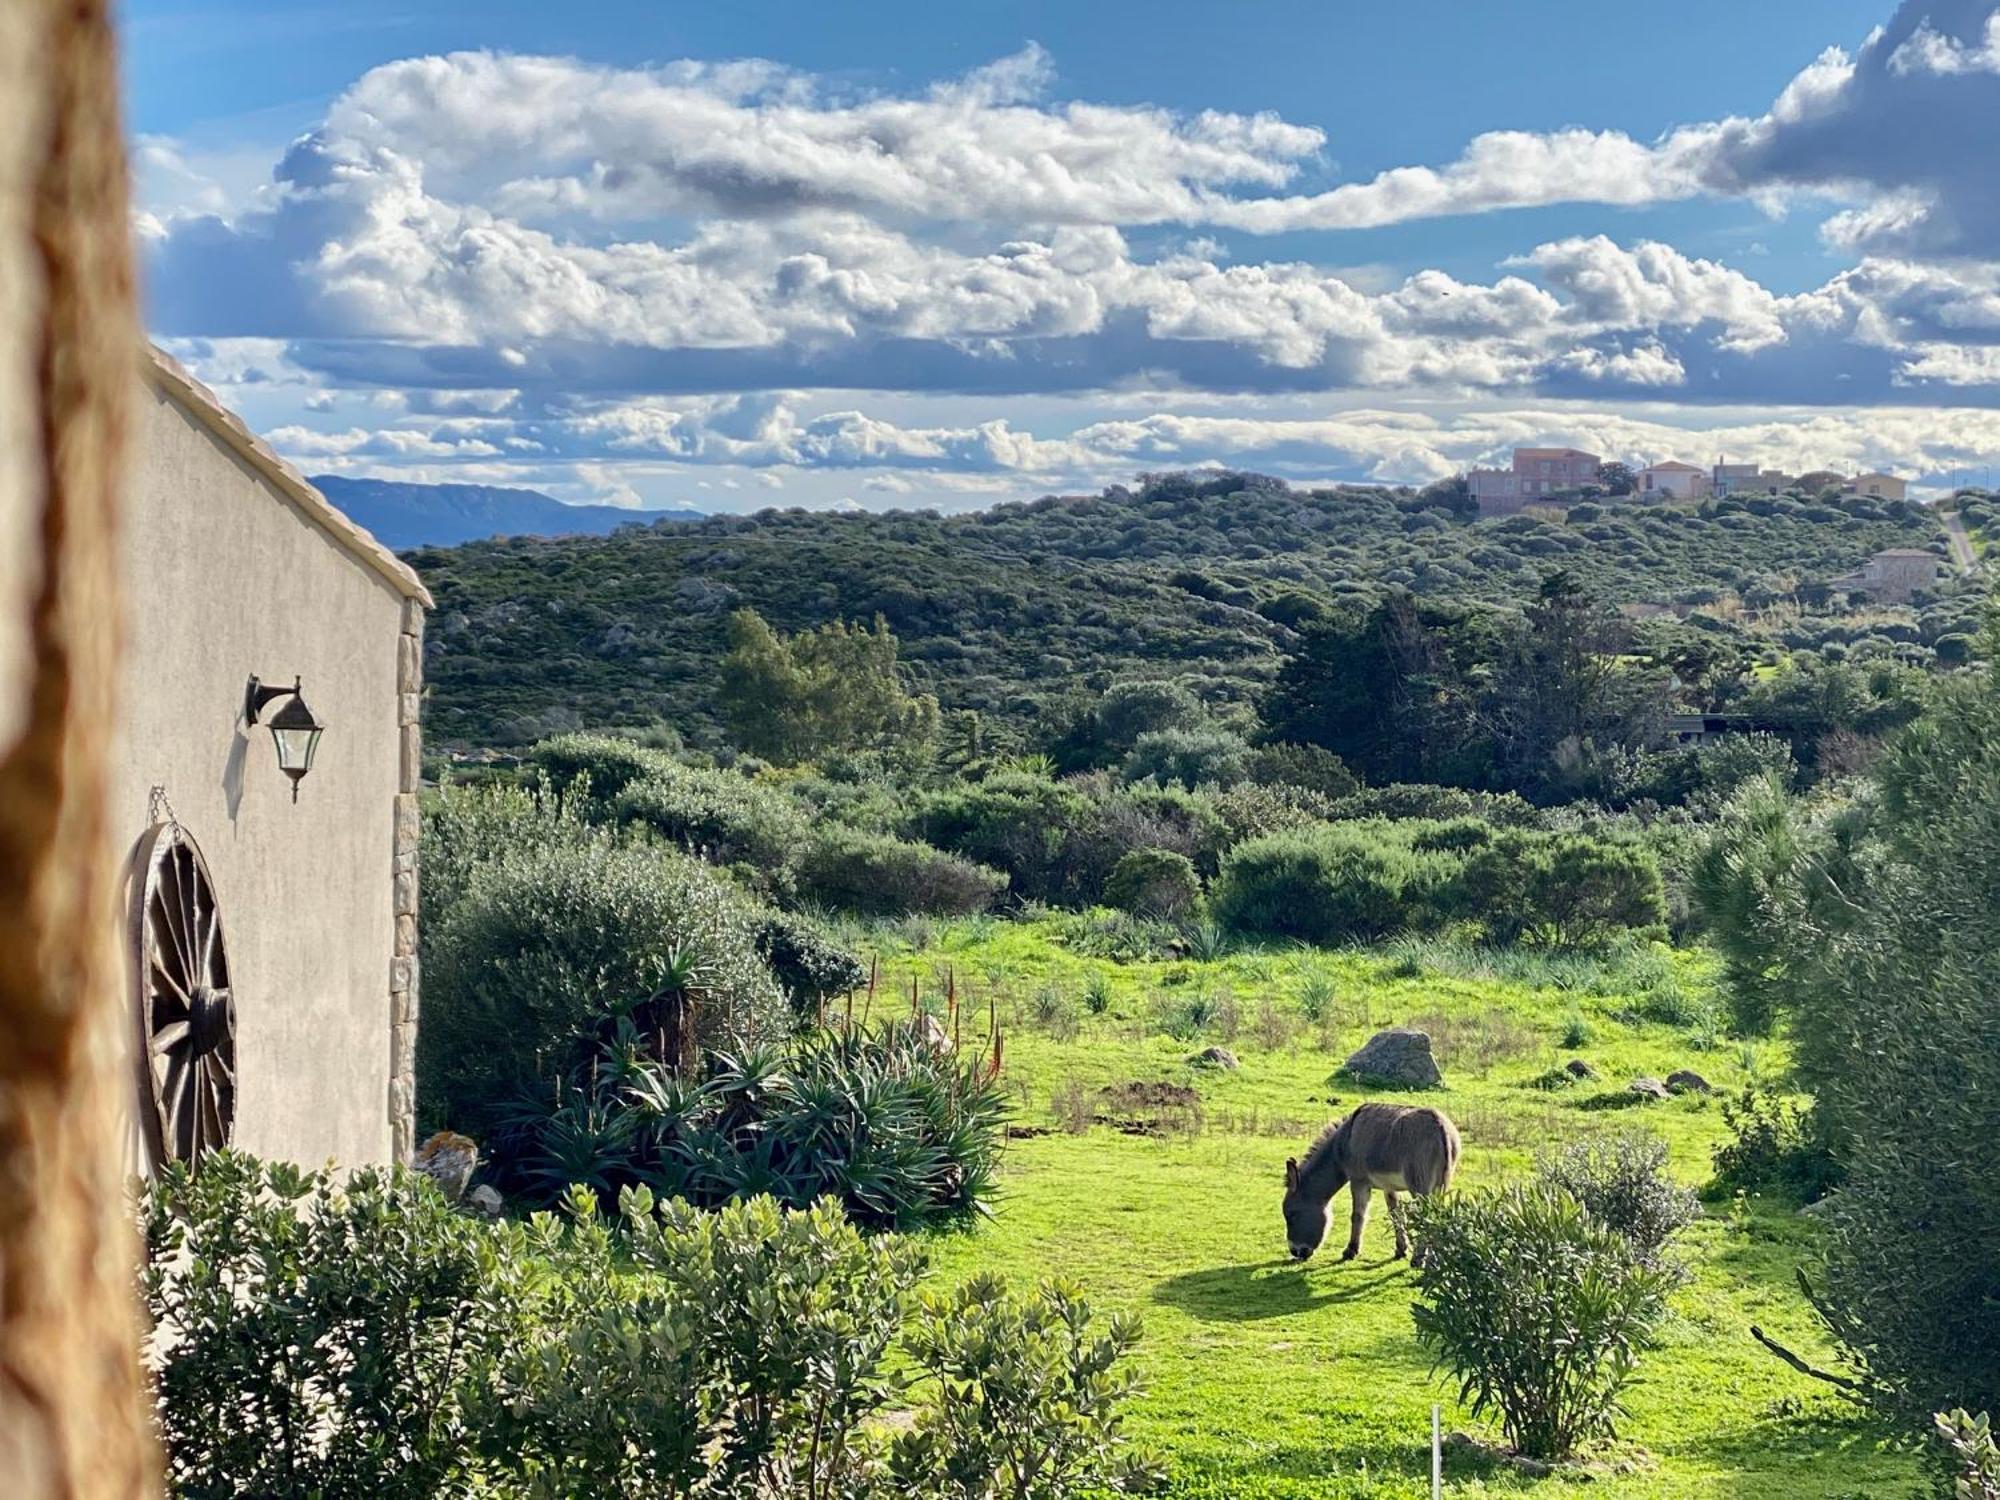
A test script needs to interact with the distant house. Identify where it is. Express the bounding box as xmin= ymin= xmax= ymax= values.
xmin=1843 ymin=472 xmax=1908 ymax=502
xmin=1638 ymin=460 xmax=1709 ymax=500
xmin=109 ymin=348 xmax=431 ymax=1175
xmin=1468 ymin=446 xmax=1602 ymax=518
xmin=1827 ymin=547 xmax=1944 ymax=603
xmin=1713 ymin=463 xmax=1795 ymax=497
